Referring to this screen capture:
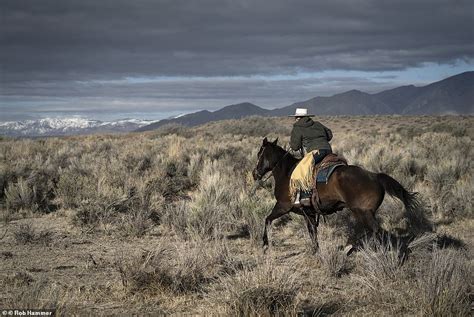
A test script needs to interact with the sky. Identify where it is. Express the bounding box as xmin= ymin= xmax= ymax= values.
xmin=1 ymin=0 xmax=473 ymax=122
